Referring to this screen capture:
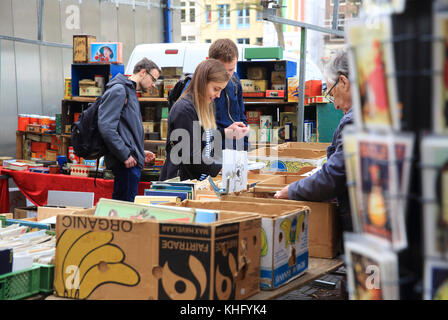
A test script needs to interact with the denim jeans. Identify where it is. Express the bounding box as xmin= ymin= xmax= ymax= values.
xmin=111 ymin=165 xmax=141 ymax=202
